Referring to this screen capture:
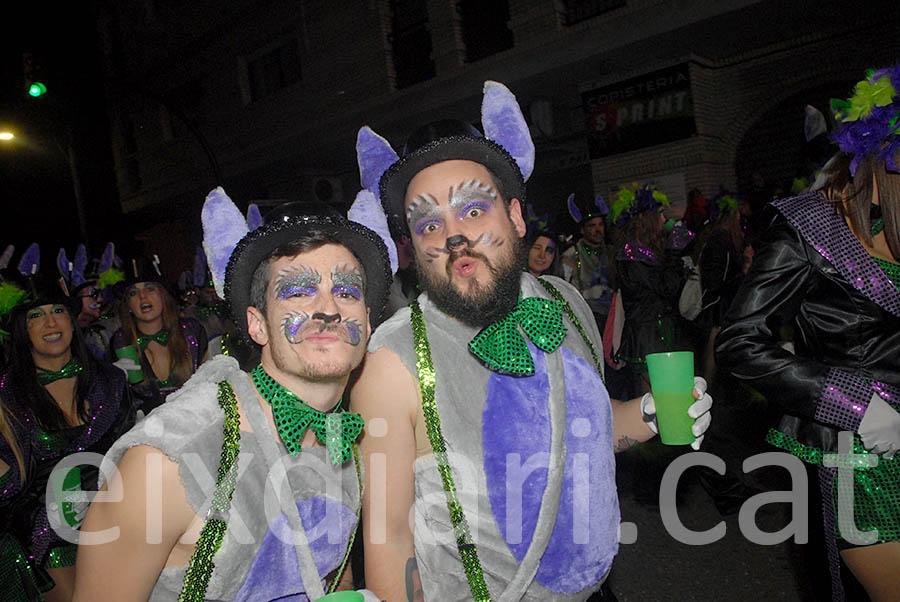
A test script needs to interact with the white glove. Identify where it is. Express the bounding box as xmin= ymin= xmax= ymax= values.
xmin=112 ymin=357 xmax=141 ymax=373
xmin=640 ymin=376 xmax=713 ymax=450
xmin=858 ymin=393 xmax=900 ymax=459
